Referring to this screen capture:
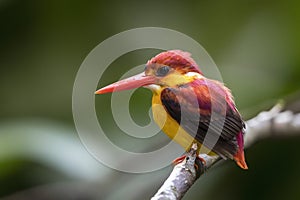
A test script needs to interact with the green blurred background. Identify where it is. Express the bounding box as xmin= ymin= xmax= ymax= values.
xmin=1 ymin=0 xmax=300 ymax=199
